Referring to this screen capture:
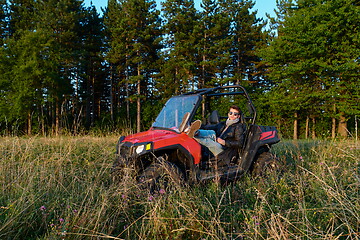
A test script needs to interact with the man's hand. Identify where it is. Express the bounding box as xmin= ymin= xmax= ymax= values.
xmin=217 ymin=138 xmax=225 ymax=145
